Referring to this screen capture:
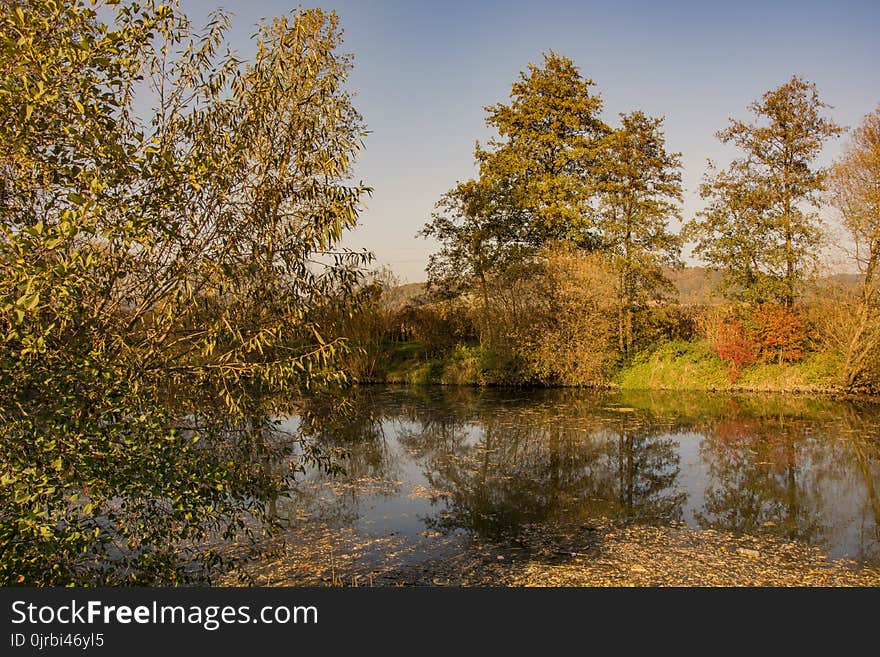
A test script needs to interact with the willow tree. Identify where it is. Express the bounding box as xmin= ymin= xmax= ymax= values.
xmin=0 ymin=1 xmax=369 ymax=584
xmin=597 ymin=111 xmax=683 ymax=353
xmin=684 ymin=76 xmax=841 ymax=306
